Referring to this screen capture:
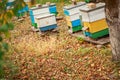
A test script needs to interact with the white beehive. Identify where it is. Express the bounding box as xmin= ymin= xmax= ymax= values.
xmin=35 ymin=14 xmax=56 ymax=28
xmin=35 ymin=13 xmax=57 ymax=31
